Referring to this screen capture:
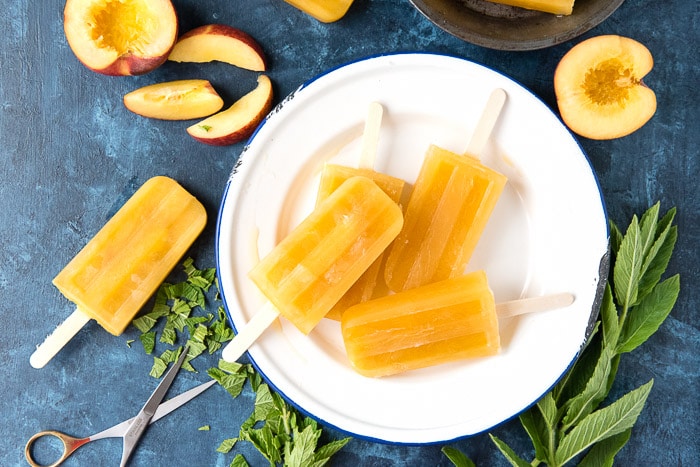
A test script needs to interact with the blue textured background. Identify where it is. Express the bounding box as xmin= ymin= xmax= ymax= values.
xmin=2 ymin=1 xmax=698 ymax=465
